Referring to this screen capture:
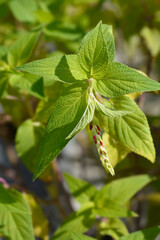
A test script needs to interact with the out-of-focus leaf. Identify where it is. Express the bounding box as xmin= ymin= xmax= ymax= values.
xmin=8 ymin=29 xmax=40 ymax=67
xmin=0 ymin=72 xmax=8 ymax=98
xmin=119 ymin=226 xmax=160 ymax=240
xmin=93 ymin=199 xmax=137 ymax=218
xmin=23 ymin=193 xmax=49 ymax=240
xmin=9 ymin=0 xmax=38 ymax=23
xmin=0 ymin=184 xmax=34 ymax=240
xmin=9 ymin=74 xmax=45 ymax=100
xmin=64 ymin=173 xmax=97 ymax=204
xmin=51 ymin=210 xmax=95 ymax=240
xmin=99 ymin=218 xmax=129 ymax=240
xmin=44 ymin=21 xmax=84 ymax=41
xmin=15 ymin=119 xmax=51 ymax=181
xmin=34 ymin=82 xmax=64 ymax=123
xmin=95 ymin=175 xmax=153 ymax=205
xmin=141 ymin=26 xmax=160 ymax=57
xmin=71 ymin=232 xmax=97 ymax=240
